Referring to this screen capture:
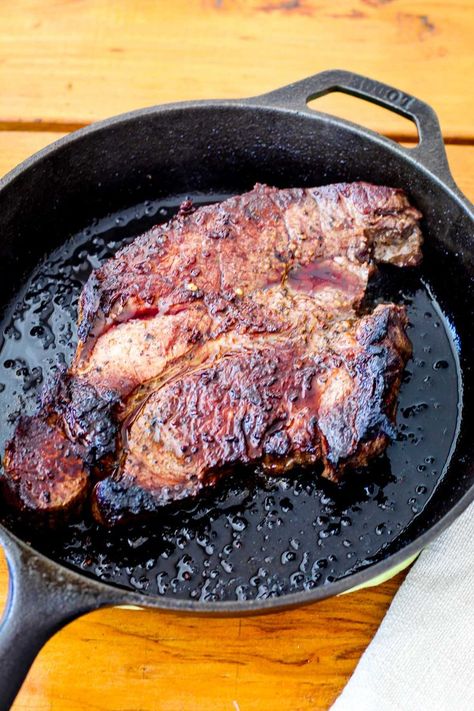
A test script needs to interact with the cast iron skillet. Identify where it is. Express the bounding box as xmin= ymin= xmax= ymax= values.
xmin=0 ymin=70 xmax=473 ymax=709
